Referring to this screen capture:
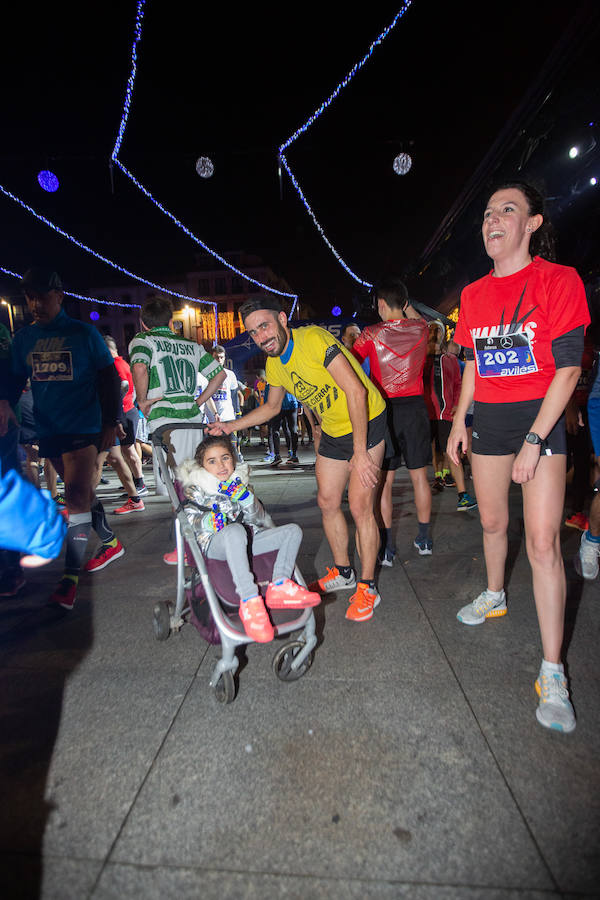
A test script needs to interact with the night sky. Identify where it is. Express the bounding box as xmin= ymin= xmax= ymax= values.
xmin=1 ymin=0 xmax=585 ymax=313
